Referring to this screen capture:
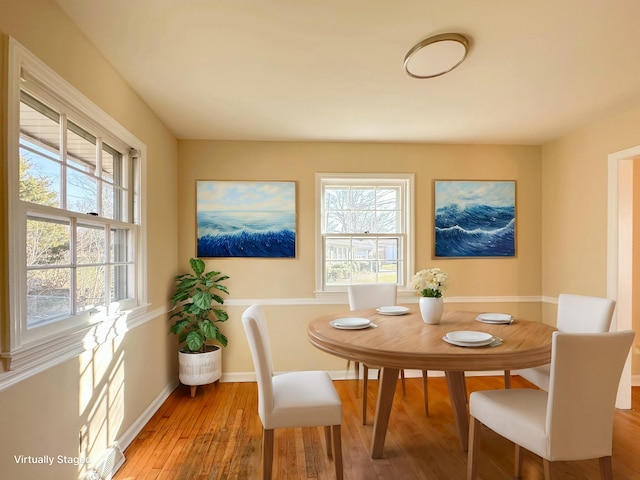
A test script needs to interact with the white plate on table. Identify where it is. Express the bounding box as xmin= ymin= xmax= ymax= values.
xmin=443 ymin=330 xmax=495 ymax=347
xmin=376 ymin=306 xmax=410 ymax=316
xmin=475 ymin=313 xmax=513 ymax=324
xmin=442 ymin=336 xmax=496 ymax=347
xmin=330 ymin=317 xmax=372 ymax=330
